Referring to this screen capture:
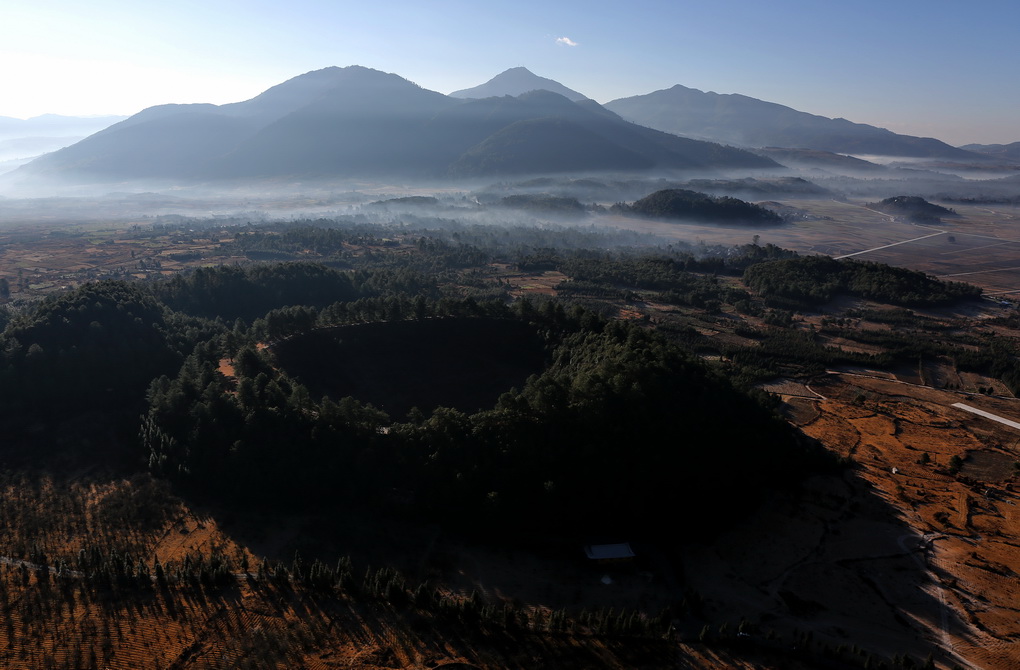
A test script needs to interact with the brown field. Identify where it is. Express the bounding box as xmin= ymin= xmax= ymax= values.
xmin=4 ymin=348 xmax=1018 ymax=667
xmin=0 ymin=221 xmax=250 ymax=299
xmin=499 ymin=268 xmax=568 ymax=298
xmin=0 ymin=468 xmax=841 ymax=670
xmin=4 ymin=195 xmax=1020 ymax=667
xmin=0 ymin=470 xmax=664 ymax=670
xmin=668 ymin=370 xmax=1020 ymax=670
xmin=3 ymin=198 xmax=1020 ymax=302
xmin=757 ymin=372 xmax=1020 ymax=670
xmin=600 ymin=200 xmax=919 ymax=257
xmin=602 ymin=200 xmax=1020 ymax=296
